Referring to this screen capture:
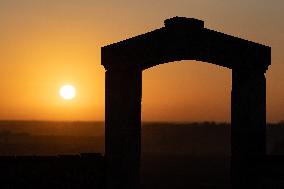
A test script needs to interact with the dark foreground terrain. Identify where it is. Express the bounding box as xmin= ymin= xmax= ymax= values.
xmin=0 ymin=153 xmax=105 ymax=189
xmin=0 ymin=121 xmax=284 ymax=188
xmin=1 ymin=154 xmax=284 ymax=188
xmin=141 ymin=155 xmax=231 ymax=189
